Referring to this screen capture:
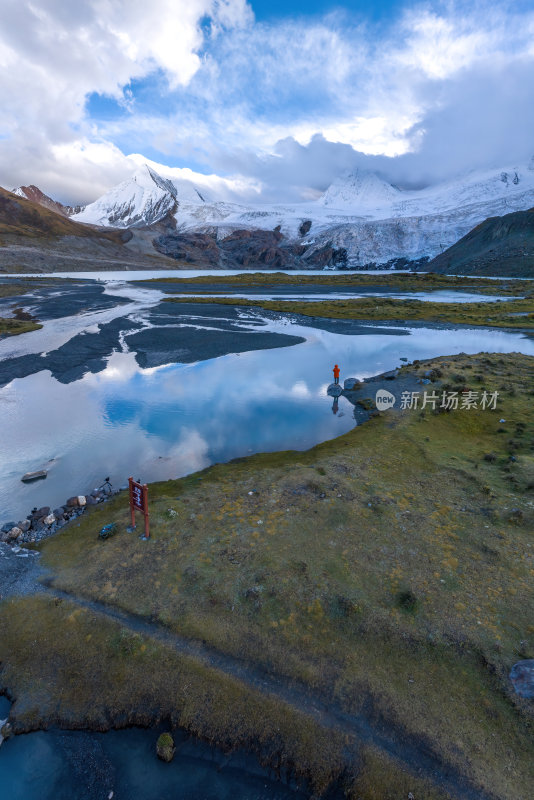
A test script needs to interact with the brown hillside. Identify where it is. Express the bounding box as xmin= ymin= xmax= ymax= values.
xmin=0 ymin=187 xmax=126 ymax=244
